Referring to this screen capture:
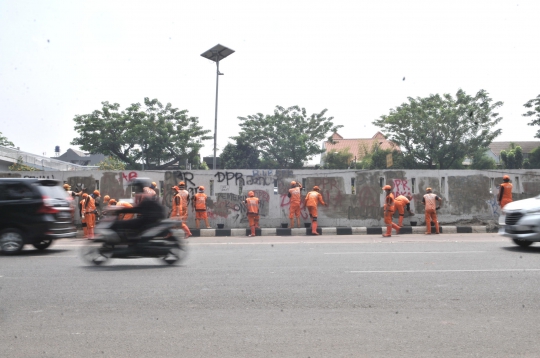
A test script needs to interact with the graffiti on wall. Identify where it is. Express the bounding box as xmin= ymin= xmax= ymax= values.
xmin=211 ymin=190 xmax=270 ymax=224
xmin=447 ymin=175 xmax=490 ymax=215
xmin=215 ymin=171 xmax=245 ymax=186
xmin=246 ymin=169 xmax=274 ymax=186
xmin=0 ymin=173 xmax=21 ymax=178
xmin=392 ymin=179 xmax=412 ymax=197
xmin=486 ymin=194 xmax=500 ymax=218
xmin=348 ymin=172 xmax=381 ymax=220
